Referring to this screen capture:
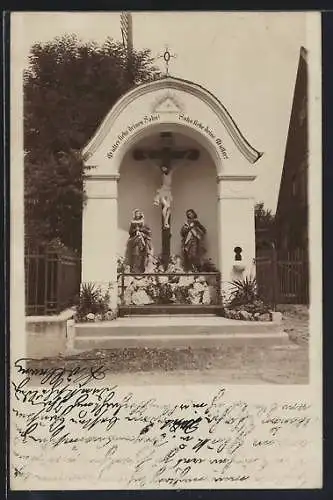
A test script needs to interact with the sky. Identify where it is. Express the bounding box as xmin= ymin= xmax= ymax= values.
xmin=14 ymin=11 xmax=309 ymax=211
